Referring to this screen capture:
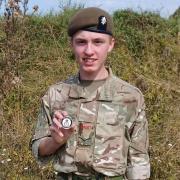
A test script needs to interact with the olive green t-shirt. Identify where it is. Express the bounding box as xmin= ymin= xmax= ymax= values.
xmin=80 ymin=78 xmax=107 ymax=94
